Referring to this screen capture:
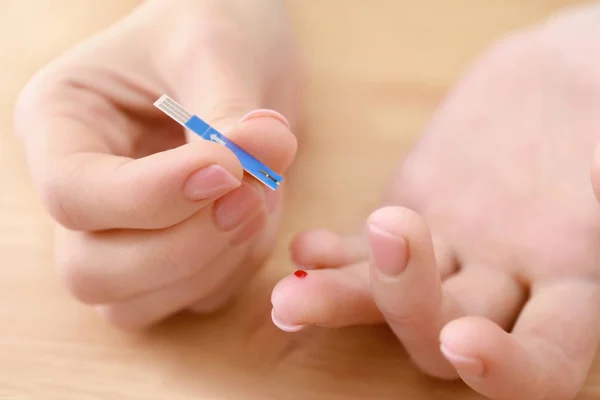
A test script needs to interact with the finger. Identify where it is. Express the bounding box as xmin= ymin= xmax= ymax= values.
xmin=96 ymin=211 xmax=267 ymax=329
xmin=443 ymin=266 xmax=526 ymax=330
xmin=270 ymin=261 xmax=524 ymax=335
xmin=365 ymin=206 xmax=459 ymax=378
xmin=270 ymin=262 xmax=382 ymax=332
xmin=289 ymin=228 xmax=458 ymax=278
xmin=440 ymin=279 xmax=600 ymax=400
xmin=28 ymin=120 xmax=244 ymax=231
xmin=270 ymin=223 xmax=465 ymax=332
xmin=368 ymin=206 xmax=527 ymax=380
xmin=188 ymin=189 xmax=285 ymax=314
xmin=55 ymin=181 xmax=266 ymax=305
xmin=289 ymin=229 xmax=368 ymax=269
xmin=224 ymin=114 xmax=297 ymax=177
xmin=187 ymin=241 xmax=265 ymax=315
